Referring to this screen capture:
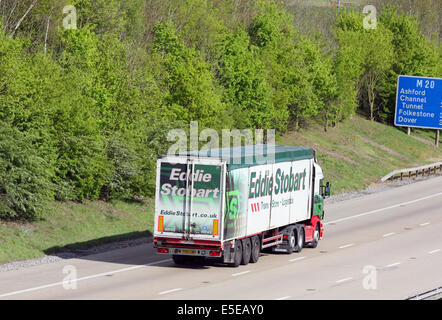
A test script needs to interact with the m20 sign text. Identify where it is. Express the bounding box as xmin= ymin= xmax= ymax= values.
xmin=395 ymin=75 xmax=442 ymax=130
